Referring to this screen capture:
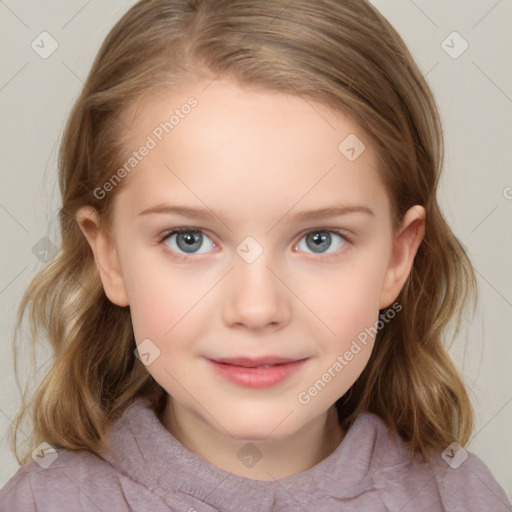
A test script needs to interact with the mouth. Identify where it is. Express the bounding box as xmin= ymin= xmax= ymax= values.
xmin=206 ymin=356 xmax=309 ymax=388
xmin=208 ymin=356 xmax=308 ymax=368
